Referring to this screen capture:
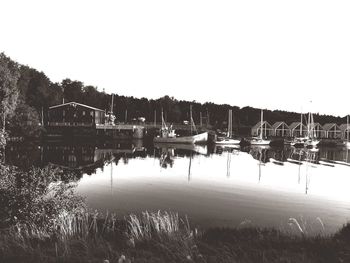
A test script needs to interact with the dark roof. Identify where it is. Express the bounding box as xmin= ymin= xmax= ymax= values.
xmin=339 ymin=124 xmax=350 ymax=131
xmin=289 ymin=122 xmax=306 ymax=130
xmin=252 ymin=121 xmax=272 ymax=130
xmin=323 ymin=123 xmax=340 ymax=131
xmin=49 ymin=102 xmax=104 ymax=112
xmin=272 ymin=121 xmax=289 ymax=129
